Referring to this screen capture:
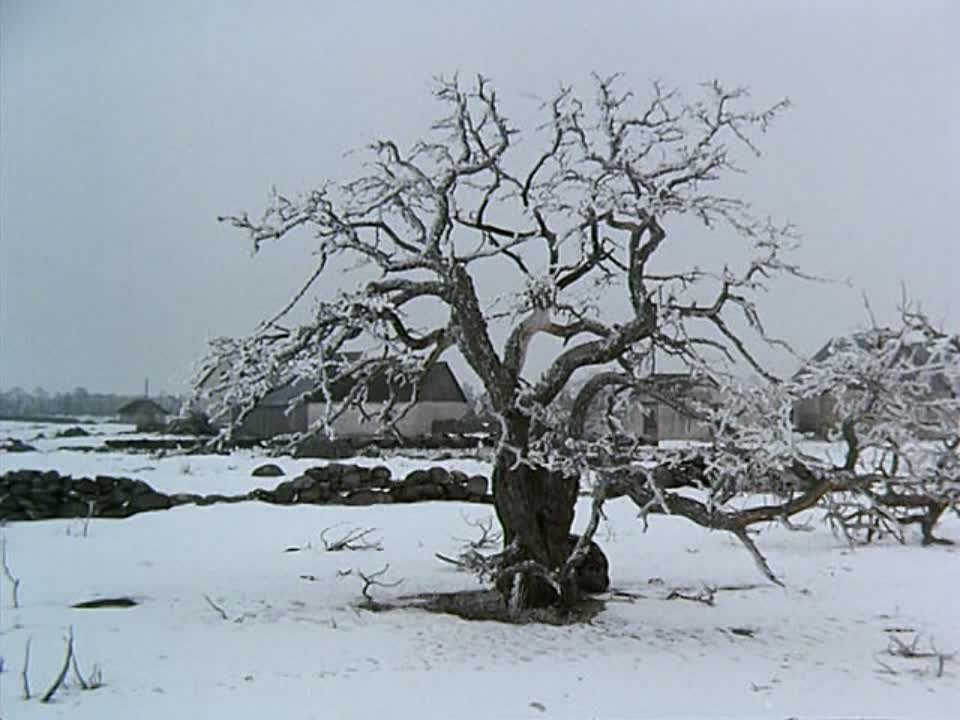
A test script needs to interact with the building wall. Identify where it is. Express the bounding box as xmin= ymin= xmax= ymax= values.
xmin=793 ymin=393 xmax=836 ymax=437
xmin=617 ymin=398 xmax=713 ymax=442
xmin=239 ymin=404 xmax=307 ymax=438
xmin=657 ymin=404 xmax=713 ymax=441
xmin=307 ymin=401 xmax=468 ymax=438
